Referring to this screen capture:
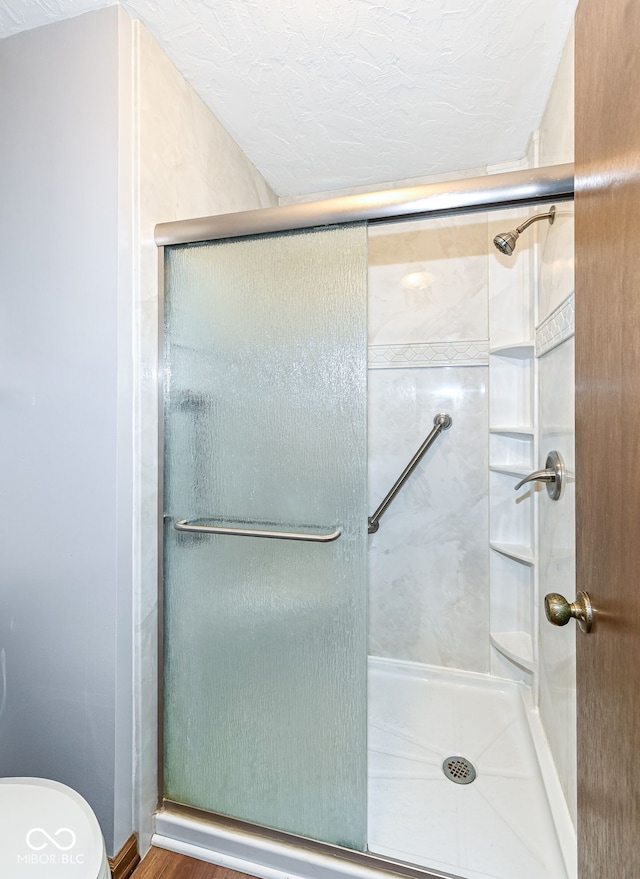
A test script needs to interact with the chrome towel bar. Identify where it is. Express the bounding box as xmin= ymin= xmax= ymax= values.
xmin=174 ymin=519 xmax=341 ymax=543
xmin=368 ymin=413 xmax=452 ymax=534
